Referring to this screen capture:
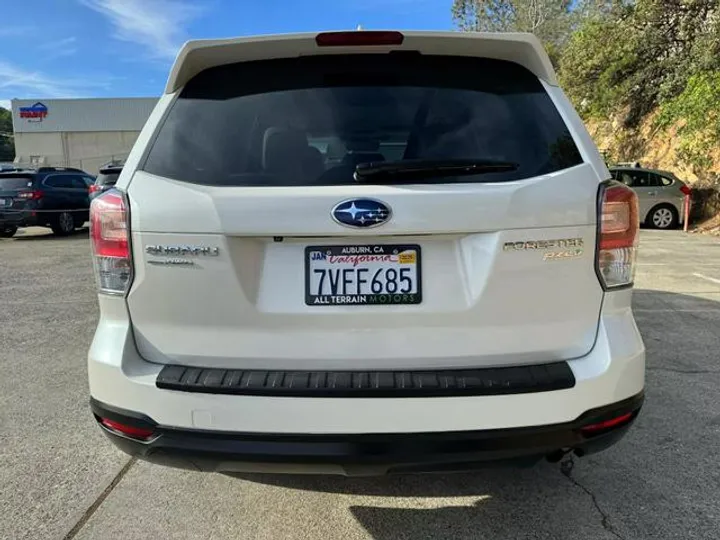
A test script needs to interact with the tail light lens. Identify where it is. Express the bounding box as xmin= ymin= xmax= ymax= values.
xmin=18 ymin=190 xmax=44 ymax=200
xmin=90 ymin=190 xmax=132 ymax=295
xmin=597 ymin=182 xmax=639 ymax=289
xmin=679 ymin=184 xmax=692 ymax=196
xmin=89 ymin=184 xmax=102 ymax=194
